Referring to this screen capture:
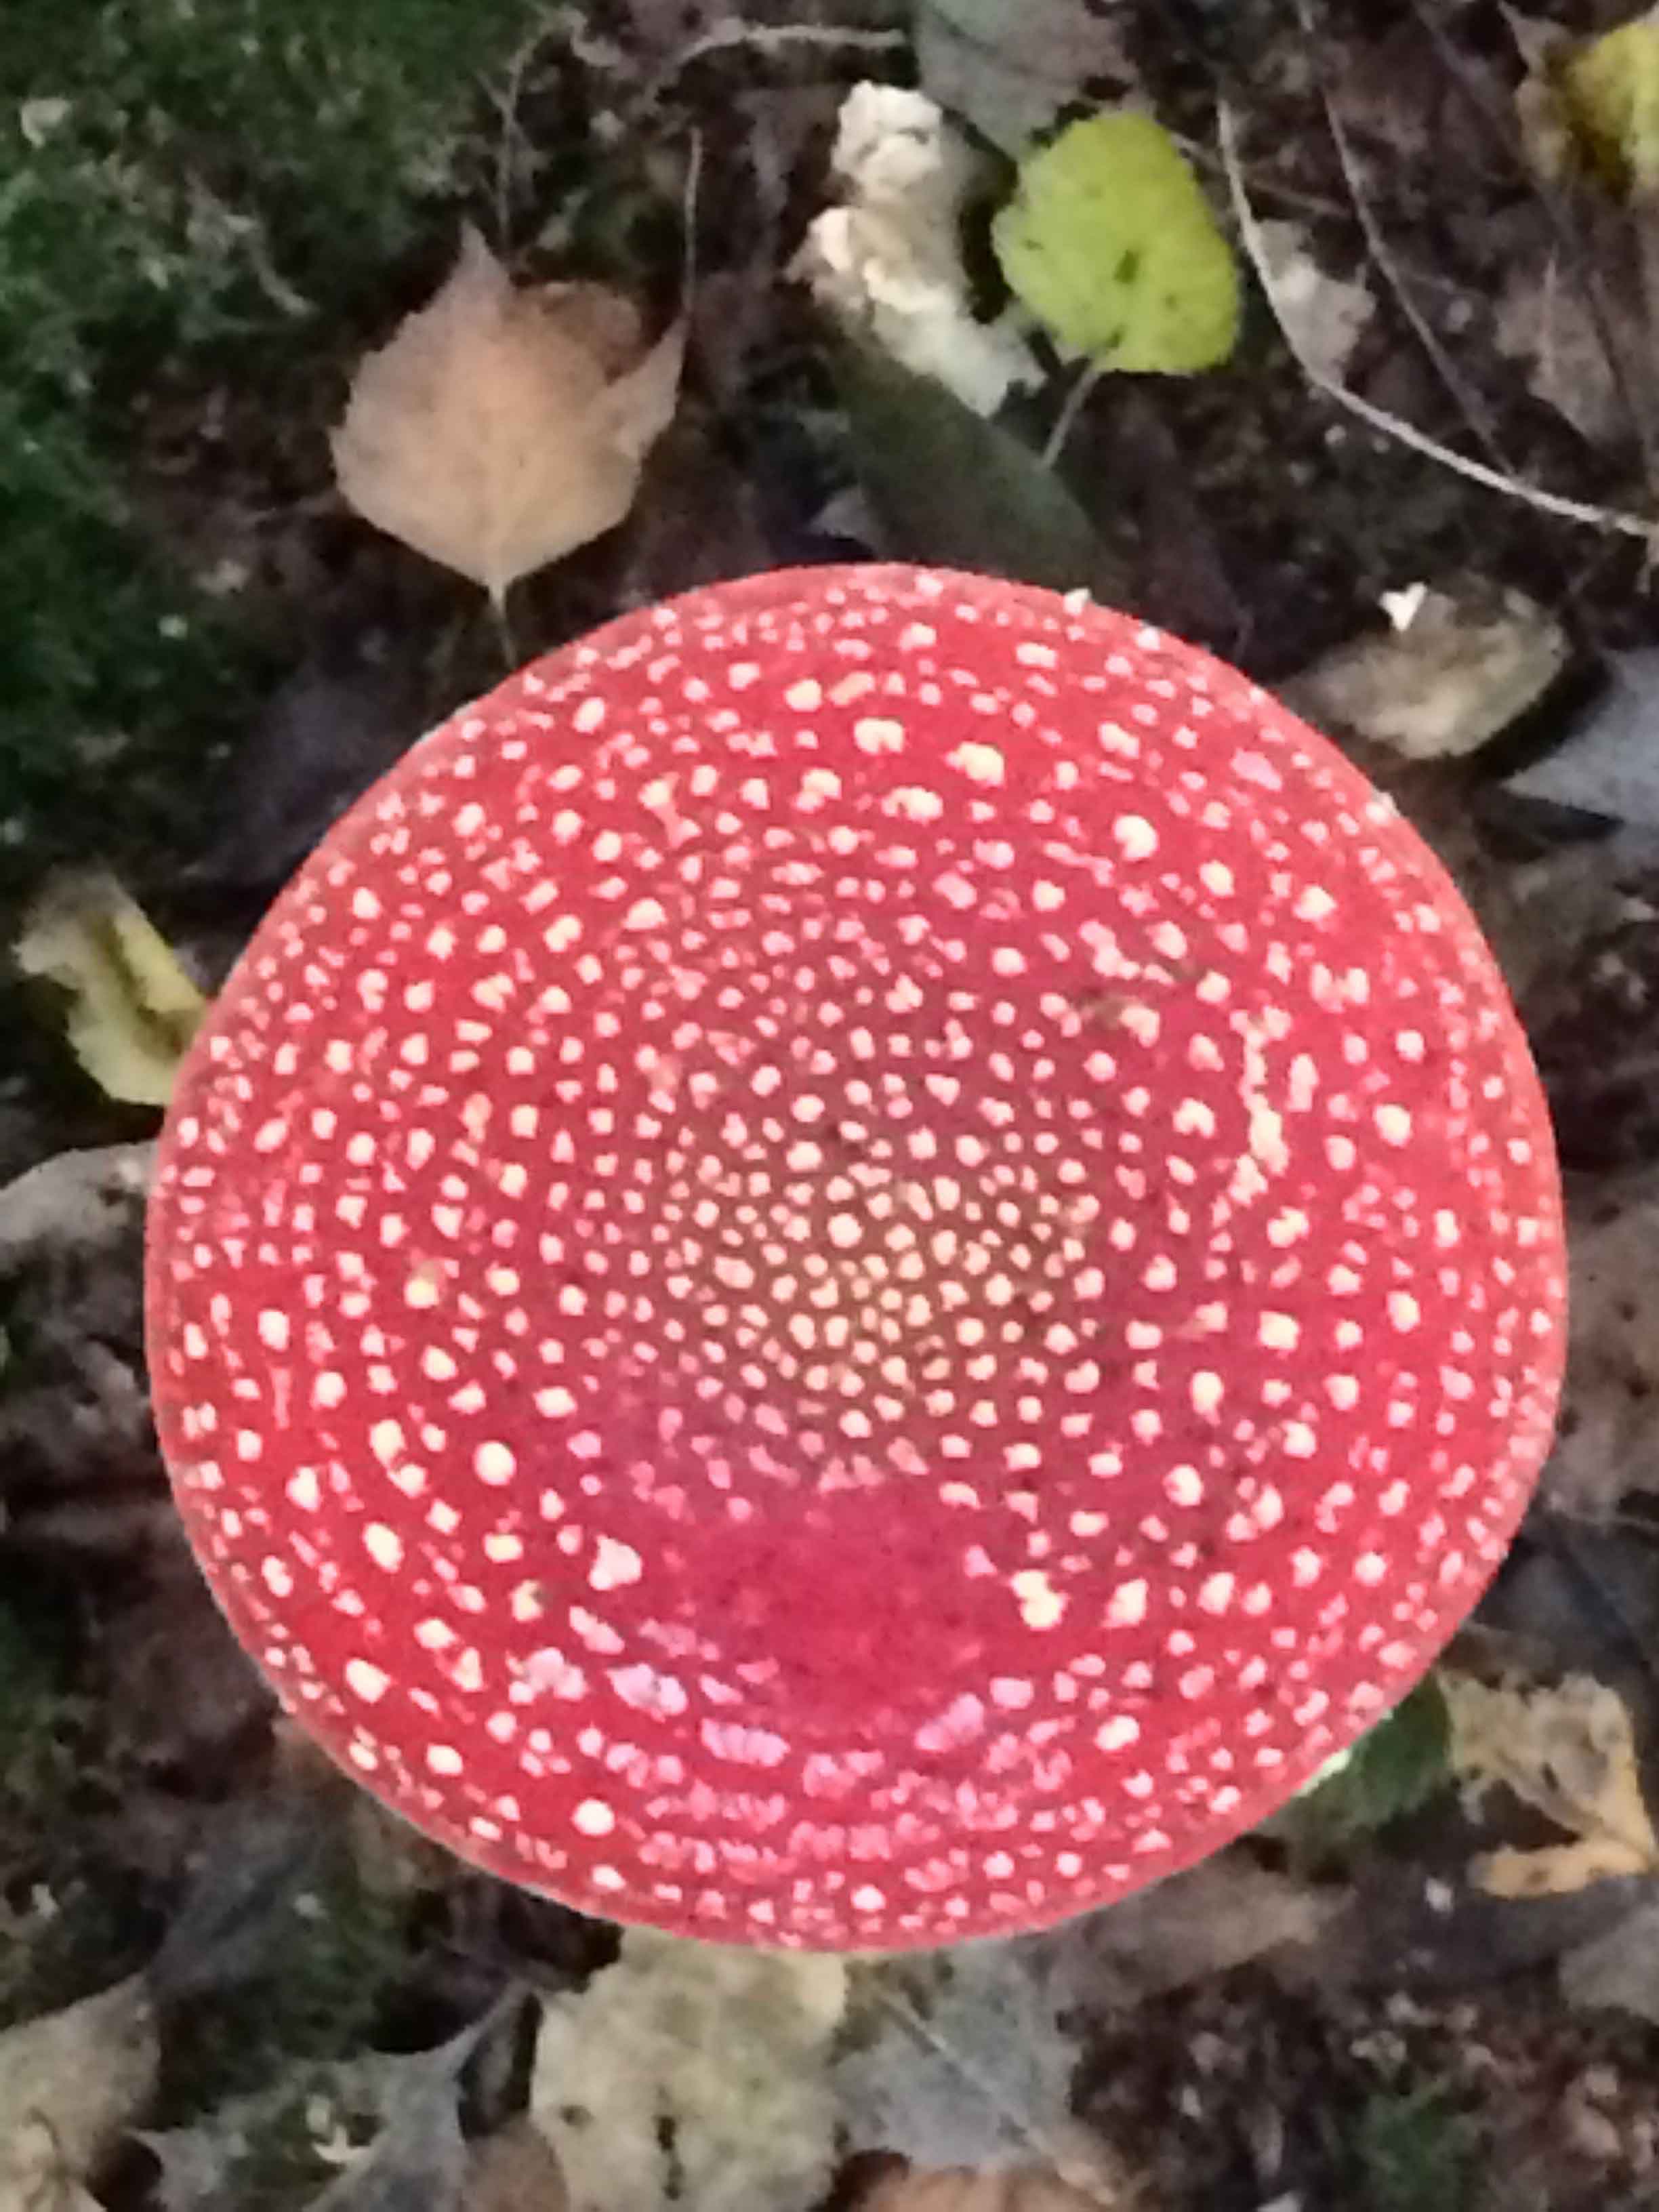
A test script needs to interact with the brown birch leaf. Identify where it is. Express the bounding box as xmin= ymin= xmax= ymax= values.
xmin=331 ymin=228 xmax=682 ymax=607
